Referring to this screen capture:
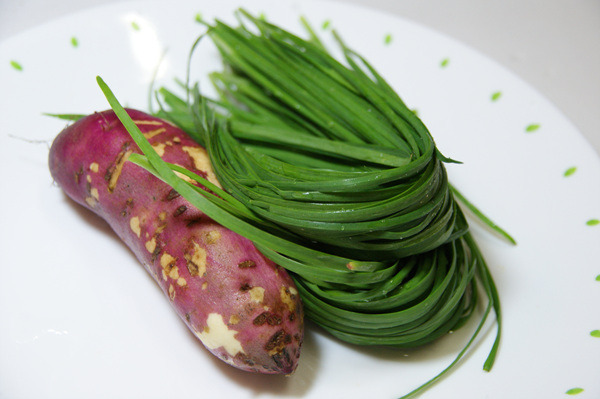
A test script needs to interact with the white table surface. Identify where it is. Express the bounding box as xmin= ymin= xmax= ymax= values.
xmin=1 ymin=0 xmax=599 ymax=155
